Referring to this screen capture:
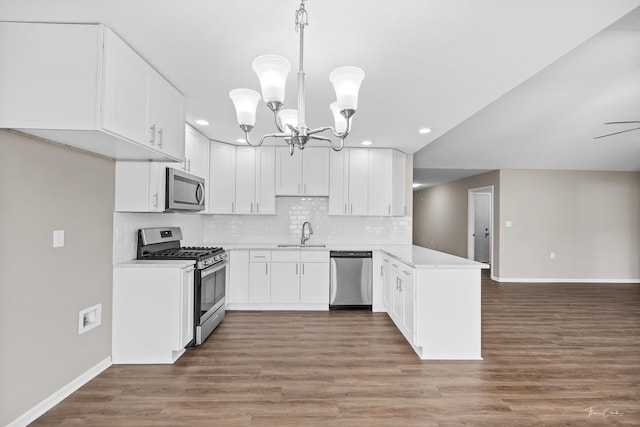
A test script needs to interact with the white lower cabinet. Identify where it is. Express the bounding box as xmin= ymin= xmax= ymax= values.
xmin=300 ymin=260 xmax=330 ymax=304
xmin=113 ymin=263 xmax=194 ymax=364
xmin=227 ymin=249 xmax=329 ymax=310
xmin=388 ymin=258 xmax=416 ymax=345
